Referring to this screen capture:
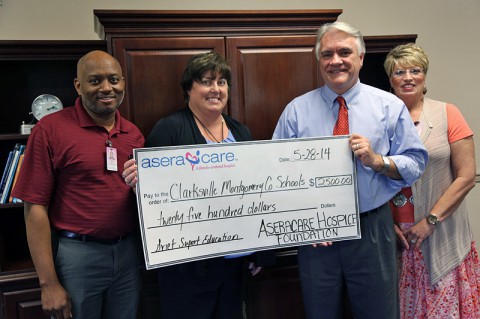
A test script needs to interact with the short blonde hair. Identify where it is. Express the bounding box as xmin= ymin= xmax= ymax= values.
xmin=384 ymin=43 xmax=429 ymax=78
